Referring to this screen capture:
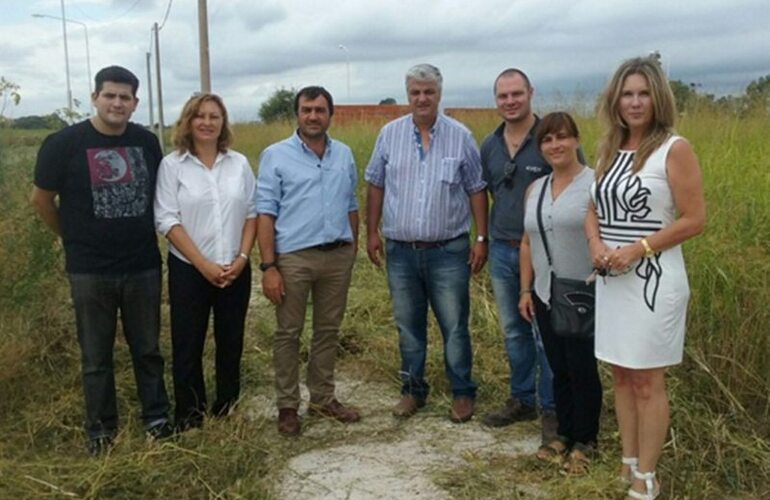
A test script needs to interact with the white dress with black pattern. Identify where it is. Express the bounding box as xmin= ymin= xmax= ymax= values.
xmin=592 ymin=135 xmax=690 ymax=369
